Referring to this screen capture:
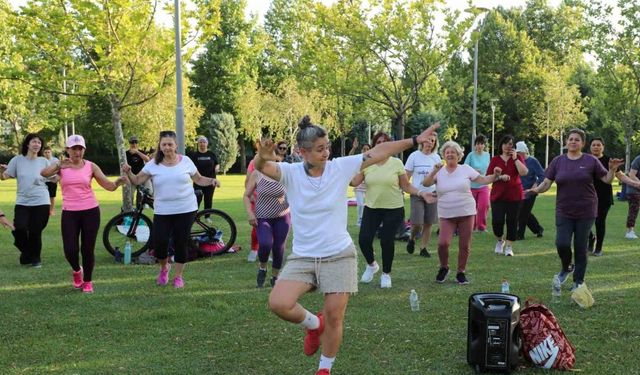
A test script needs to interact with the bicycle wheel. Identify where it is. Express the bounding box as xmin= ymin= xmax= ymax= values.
xmin=191 ymin=209 xmax=237 ymax=254
xmin=103 ymin=212 xmax=153 ymax=257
